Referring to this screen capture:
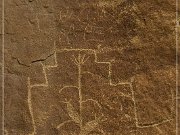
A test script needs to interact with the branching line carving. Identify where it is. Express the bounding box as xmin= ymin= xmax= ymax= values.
xmin=57 ymin=49 xmax=131 ymax=86
xmin=27 ymin=48 xmax=175 ymax=134
xmin=57 ymin=52 xmax=106 ymax=134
